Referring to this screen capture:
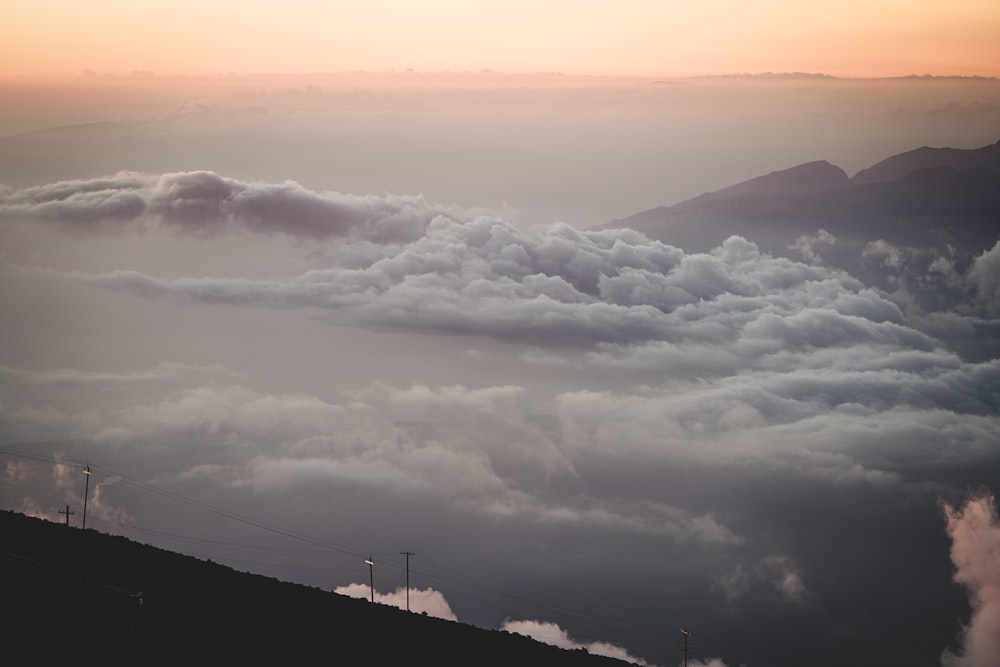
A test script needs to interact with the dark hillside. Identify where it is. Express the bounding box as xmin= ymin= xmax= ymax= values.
xmin=607 ymin=152 xmax=1000 ymax=256
xmin=851 ymin=139 xmax=1000 ymax=184
xmin=1 ymin=510 xmax=630 ymax=666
